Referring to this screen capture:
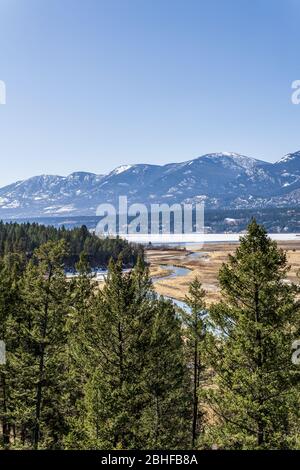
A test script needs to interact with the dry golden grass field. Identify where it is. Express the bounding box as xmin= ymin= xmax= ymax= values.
xmin=146 ymin=241 xmax=300 ymax=305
